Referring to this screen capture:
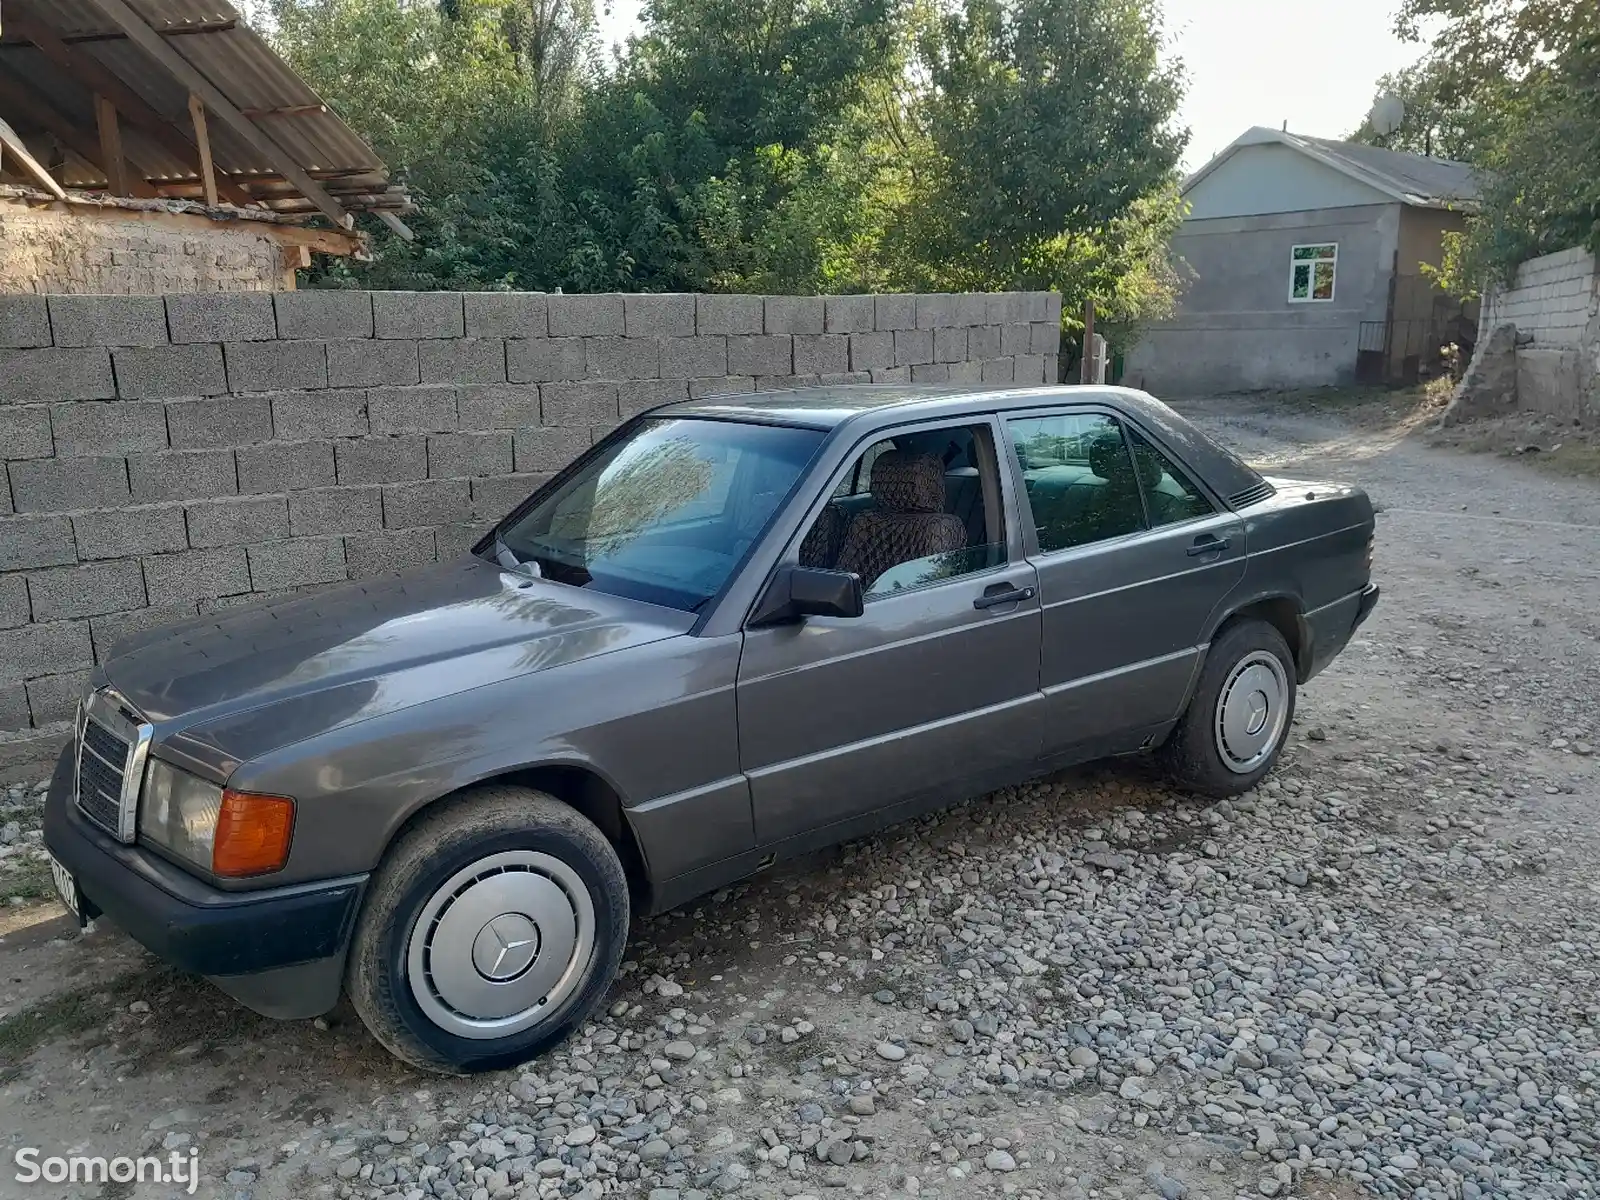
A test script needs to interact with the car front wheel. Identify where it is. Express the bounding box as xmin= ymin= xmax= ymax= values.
xmin=1159 ymin=618 xmax=1297 ymax=797
xmin=346 ymin=785 xmax=629 ymax=1073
